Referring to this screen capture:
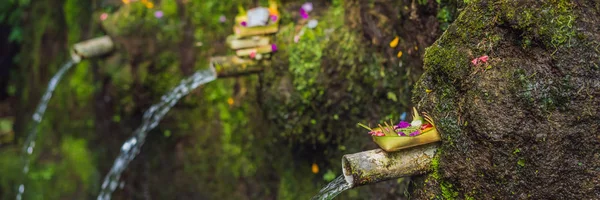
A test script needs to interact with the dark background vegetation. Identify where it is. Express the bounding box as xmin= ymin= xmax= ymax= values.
xmin=0 ymin=0 xmax=455 ymax=199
